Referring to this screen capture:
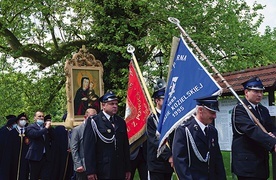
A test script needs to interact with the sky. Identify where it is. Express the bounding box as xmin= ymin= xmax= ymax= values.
xmin=245 ymin=0 xmax=276 ymax=33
